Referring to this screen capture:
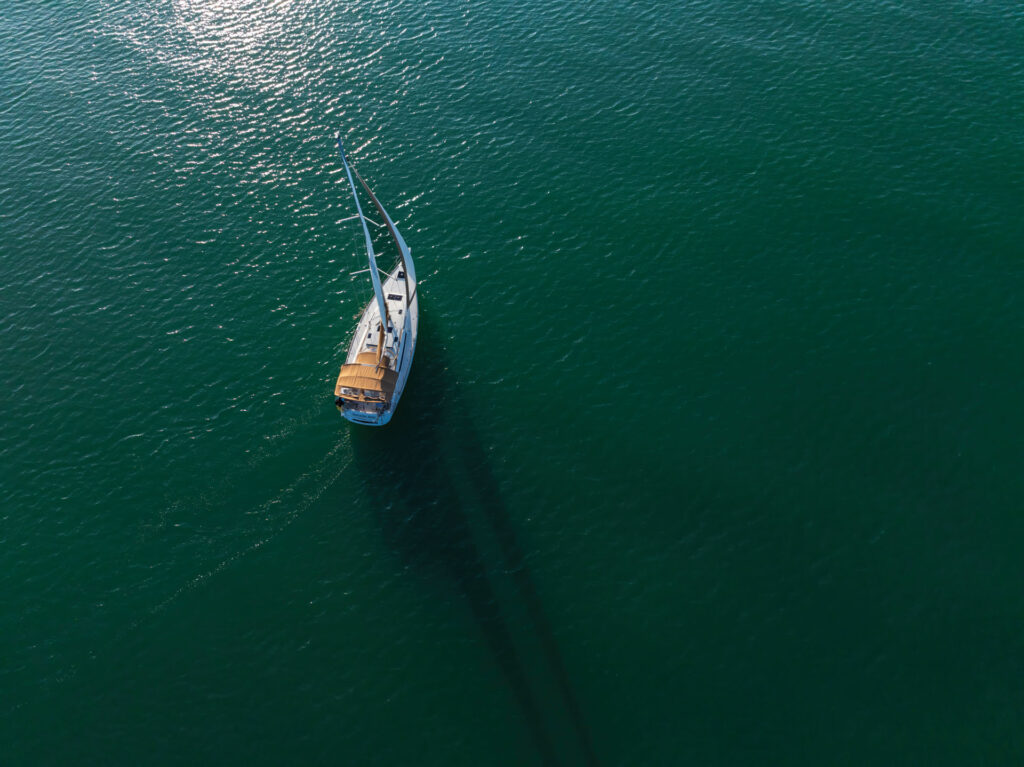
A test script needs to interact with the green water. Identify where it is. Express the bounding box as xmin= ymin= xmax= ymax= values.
xmin=3 ymin=0 xmax=1024 ymax=763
